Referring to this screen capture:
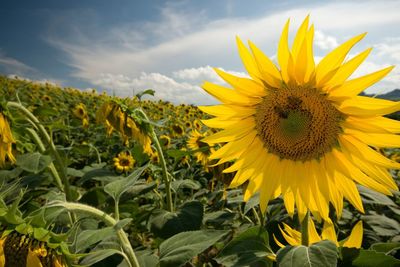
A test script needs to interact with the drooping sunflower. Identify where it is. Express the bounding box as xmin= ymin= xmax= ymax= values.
xmin=200 ymin=16 xmax=399 ymax=222
xmin=72 ymin=103 xmax=89 ymax=128
xmin=113 ymin=151 xmax=135 ymax=173
xmin=97 ymin=101 xmax=152 ymax=155
xmin=0 ymin=112 xmax=16 ymax=168
xmin=275 ymin=218 xmax=363 ymax=248
xmin=187 ymin=130 xmax=215 ymax=168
